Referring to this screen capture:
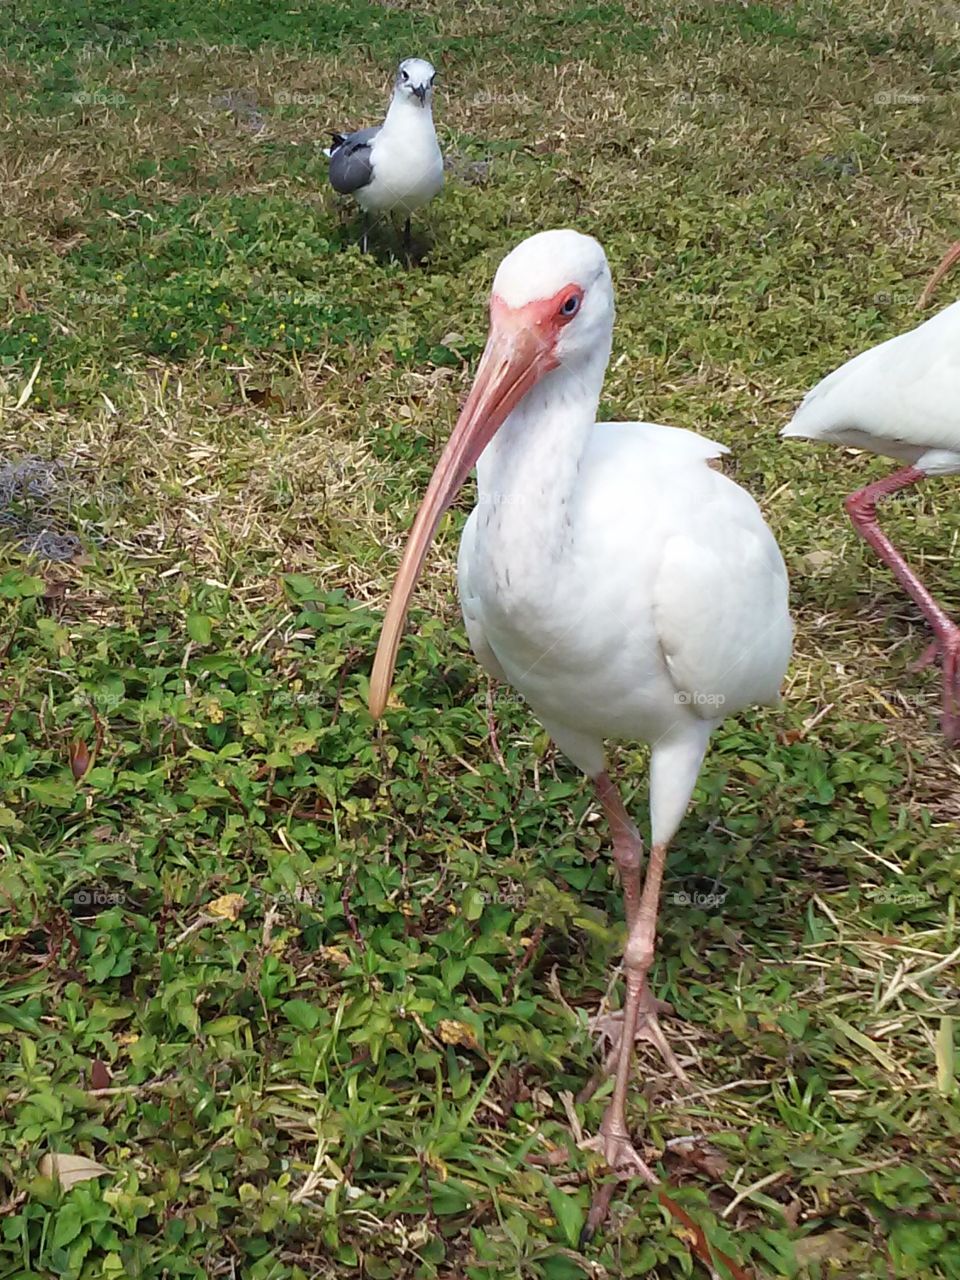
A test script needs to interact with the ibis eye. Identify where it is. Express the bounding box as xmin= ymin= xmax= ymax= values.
xmin=559 ymin=294 xmax=581 ymax=317
xmin=401 ymin=69 xmax=409 ymax=81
